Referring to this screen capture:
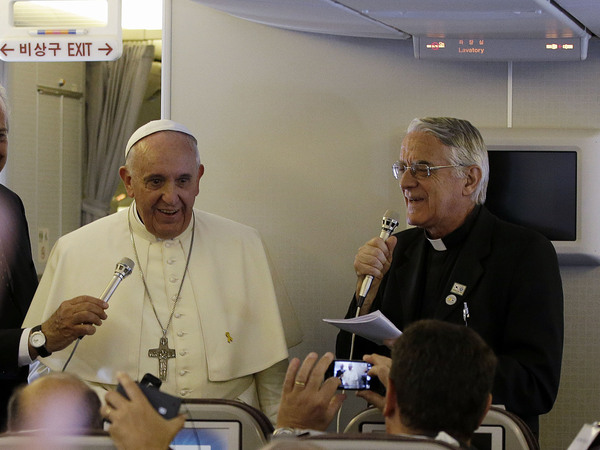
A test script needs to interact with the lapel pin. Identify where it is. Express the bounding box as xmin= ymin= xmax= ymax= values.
xmin=451 ymin=282 xmax=467 ymax=296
